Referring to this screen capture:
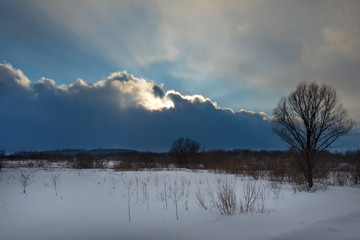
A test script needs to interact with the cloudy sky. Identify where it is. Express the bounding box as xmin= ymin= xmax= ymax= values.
xmin=0 ymin=0 xmax=359 ymax=151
